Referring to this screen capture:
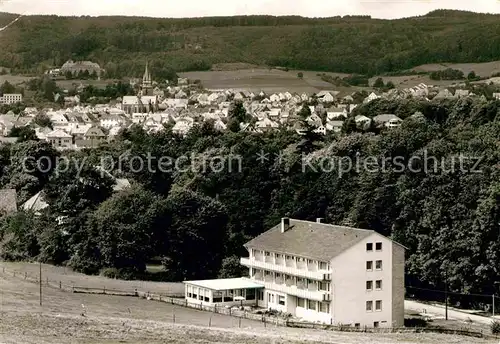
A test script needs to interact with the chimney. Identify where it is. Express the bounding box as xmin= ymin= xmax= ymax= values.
xmin=281 ymin=217 xmax=290 ymax=233
xmin=316 ymin=218 xmax=324 ymax=223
